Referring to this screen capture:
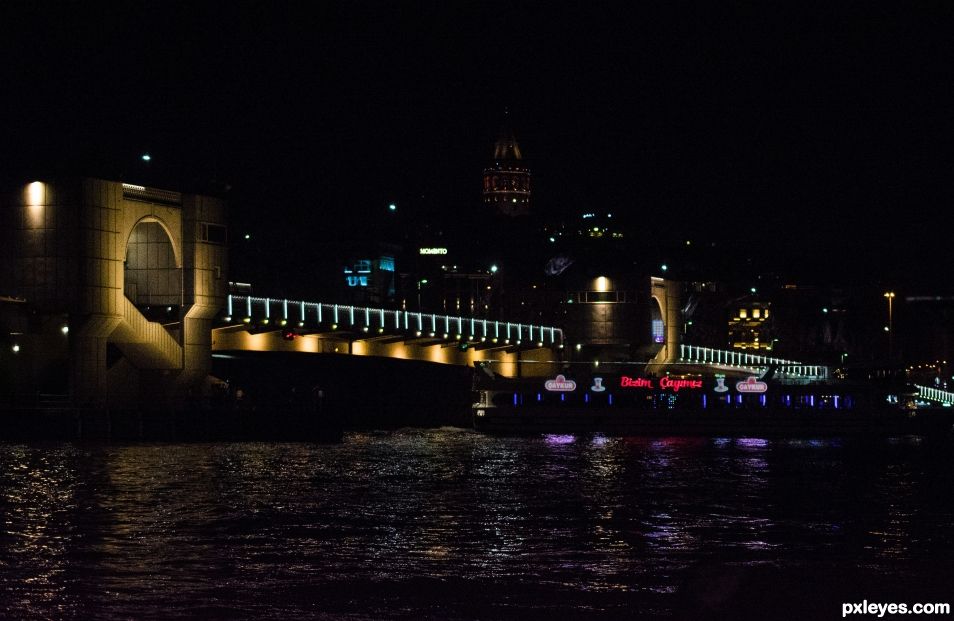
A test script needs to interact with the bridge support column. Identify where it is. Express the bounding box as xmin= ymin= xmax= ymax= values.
xmin=69 ymin=315 xmax=122 ymax=408
xmin=174 ymin=193 xmax=228 ymax=399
